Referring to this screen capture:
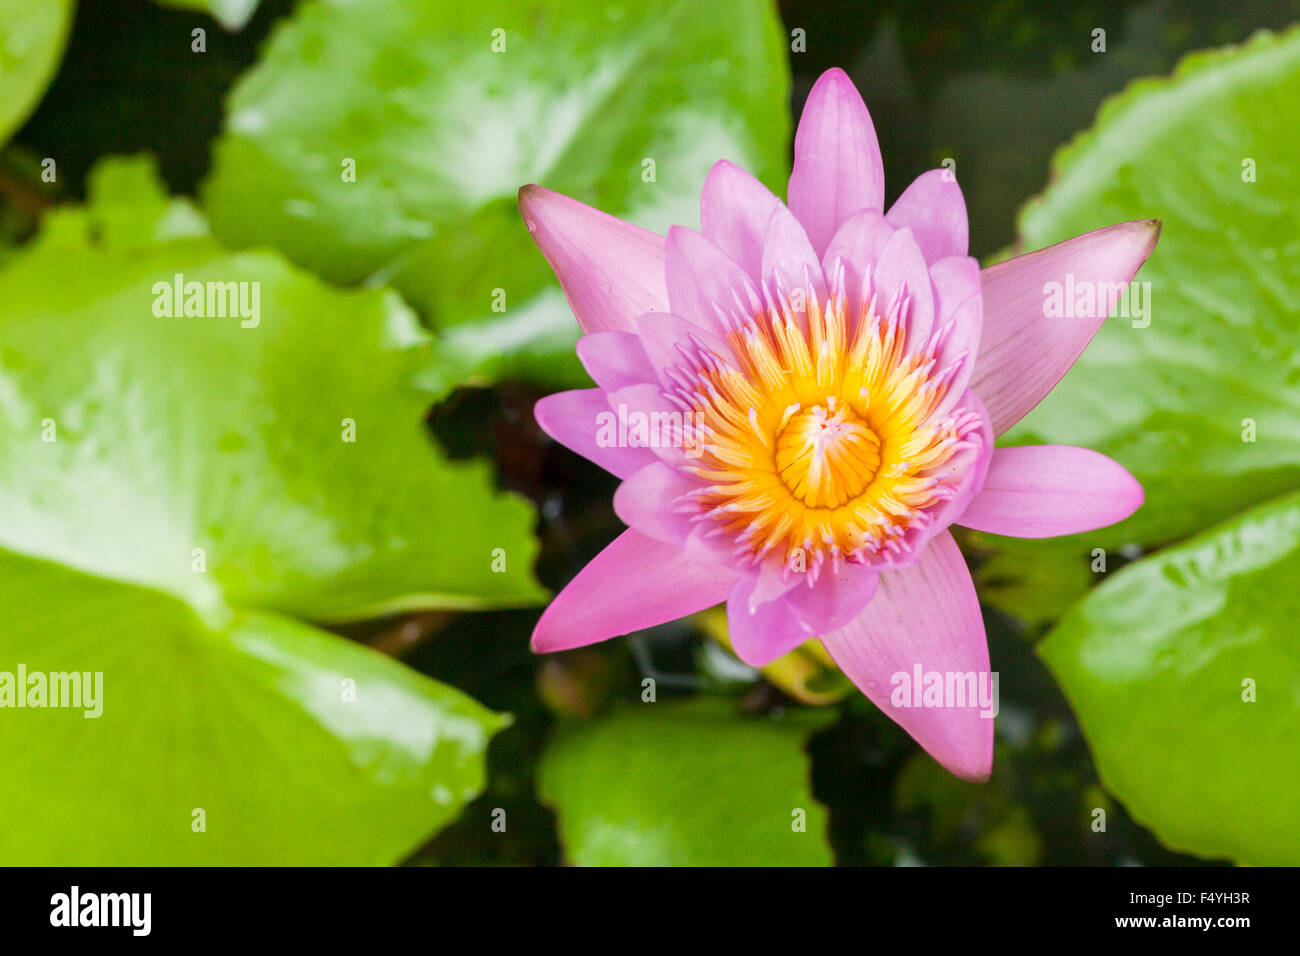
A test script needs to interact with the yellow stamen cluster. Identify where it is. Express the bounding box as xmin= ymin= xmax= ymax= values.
xmin=666 ymin=267 xmax=975 ymax=581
